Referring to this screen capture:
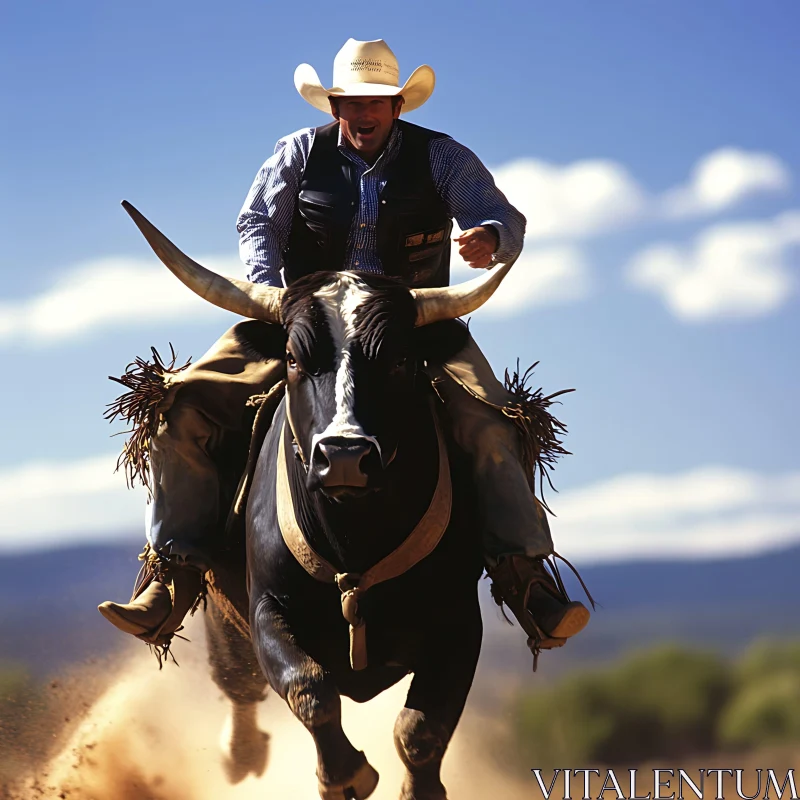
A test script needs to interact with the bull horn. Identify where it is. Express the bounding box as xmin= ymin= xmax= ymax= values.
xmin=121 ymin=201 xmax=284 ymax=324
xmin=411 ymin=259 xmax=515 ymax=327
